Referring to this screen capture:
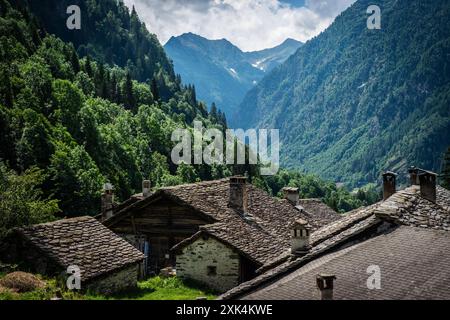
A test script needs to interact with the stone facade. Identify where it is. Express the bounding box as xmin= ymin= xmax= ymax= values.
xmin=0 ymin=236 xmax=61 ymax=276
xmin=85 ymin=264 xmax=139 ymax=295
xmin=176 ymin=236 xmax=240 ymax=292
xmin=2 ymin=236 xmax=140 ymax=295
